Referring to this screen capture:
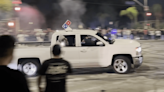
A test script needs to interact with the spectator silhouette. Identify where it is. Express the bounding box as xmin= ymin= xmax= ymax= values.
xmin=0 ymin=35 xmax=30 ymax=92
xmin=38 ymin=44 xmax=72 ymax=92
